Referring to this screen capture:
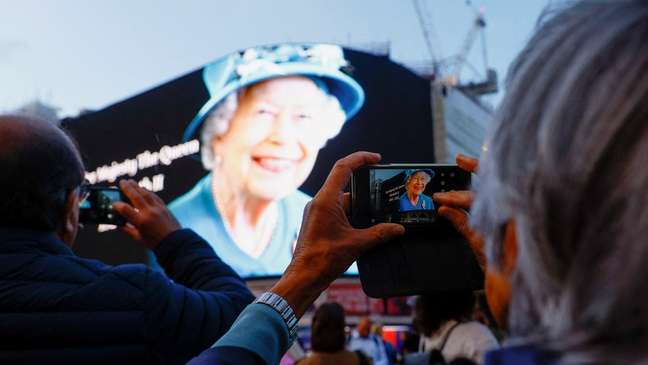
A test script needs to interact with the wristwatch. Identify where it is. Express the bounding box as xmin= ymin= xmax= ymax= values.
xmin=254 ymin=292 xmax=299 ymax=343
